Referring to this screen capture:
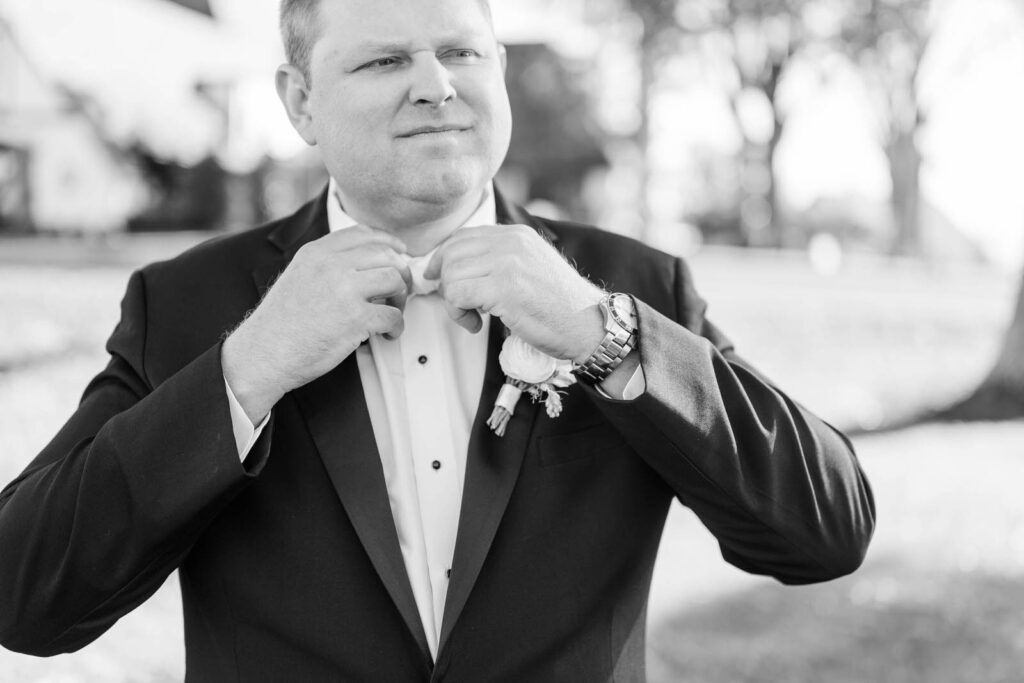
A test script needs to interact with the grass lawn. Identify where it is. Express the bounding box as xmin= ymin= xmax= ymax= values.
xmin=647 ymin=422 xmax=1024 ymax=683
xmin=1 ymin=249 xmax=1021 ymax=681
